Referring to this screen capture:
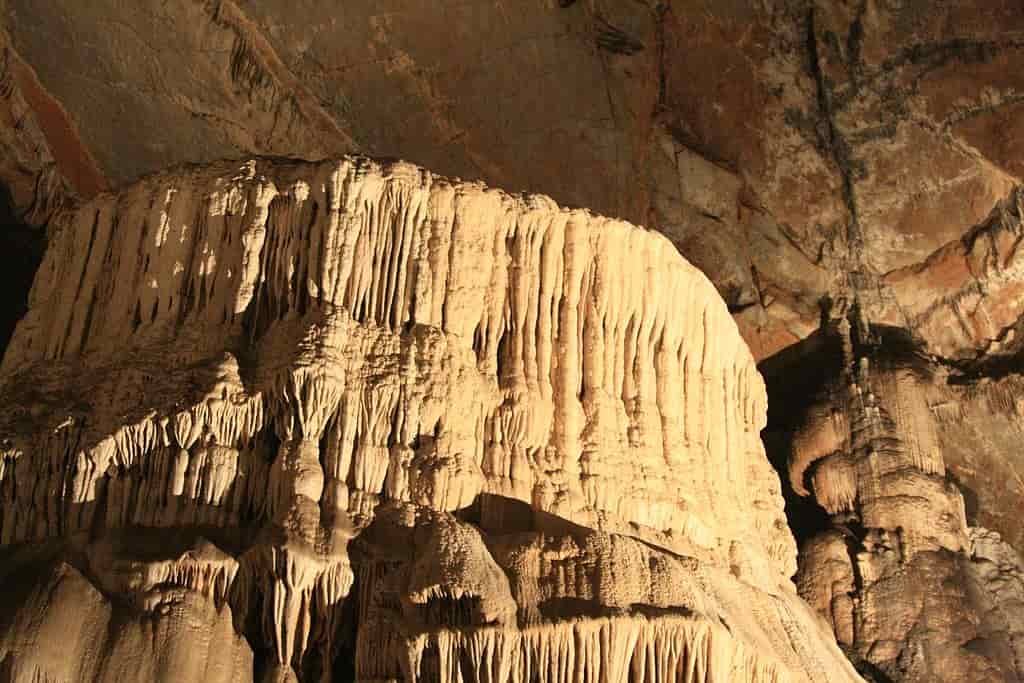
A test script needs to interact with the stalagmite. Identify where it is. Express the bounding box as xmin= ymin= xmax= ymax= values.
xmin=0 ymin=156 xmax=859 ymax=682
xmin=790 ymin=314 xmax=1024 ymax=681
